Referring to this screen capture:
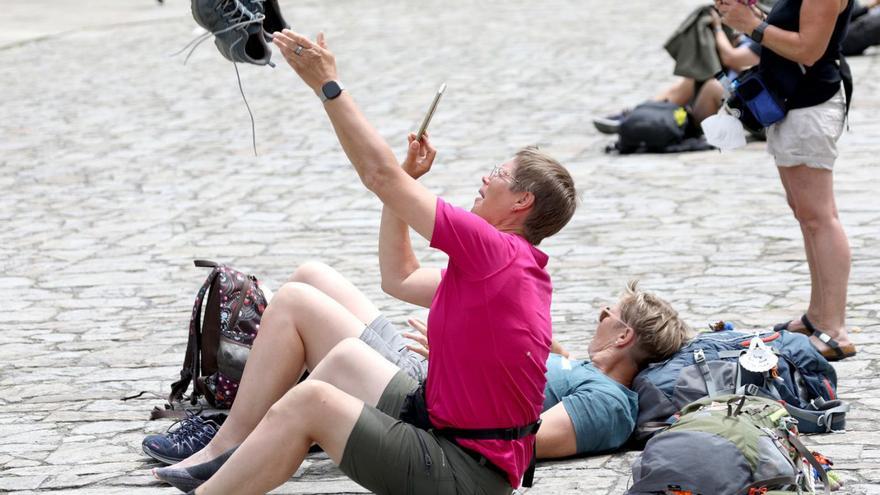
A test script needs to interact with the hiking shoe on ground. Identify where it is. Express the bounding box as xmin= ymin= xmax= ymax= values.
xmin=142 ymin=413 xmax=223 ymax=465
xmin=592 ymin=110 xmax=630 ymax=135
xmin=190 ymin=0 xmax=273 ymax=65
